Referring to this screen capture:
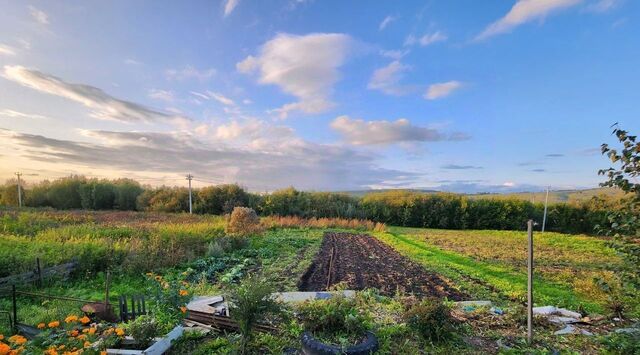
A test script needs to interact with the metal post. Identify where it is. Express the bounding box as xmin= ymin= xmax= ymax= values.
xmin=527 ymin=219 xmax=534 ymax=344
xmin=36 ymin=258 xmax=43 ymax=288
xmin=12 ymin=284 xmax=17 ymax=332
xmin=105 ymin=270 xmax=111 ymax=309
xmin=541 ymin=187 xmax=549 ymax=232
